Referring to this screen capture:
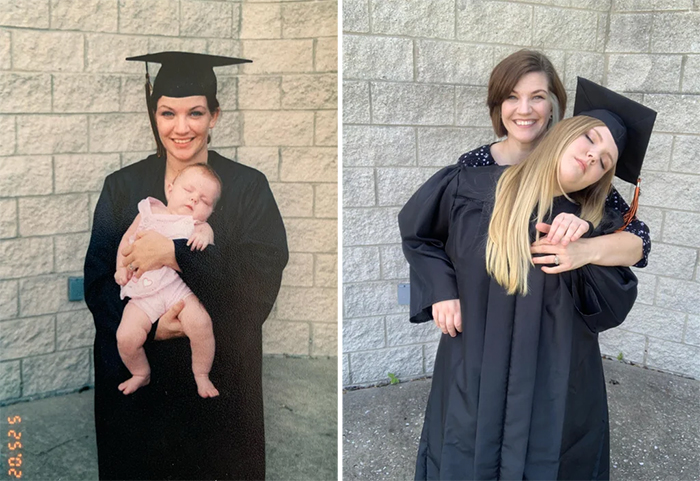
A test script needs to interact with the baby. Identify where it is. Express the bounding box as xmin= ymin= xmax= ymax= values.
xmin=114 ymin=163 xmax=221 ymax=398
